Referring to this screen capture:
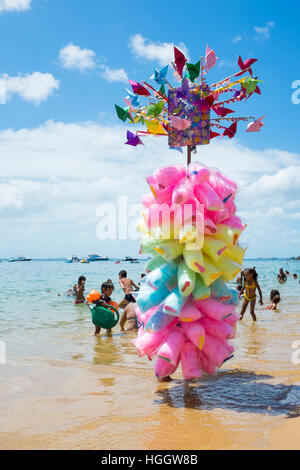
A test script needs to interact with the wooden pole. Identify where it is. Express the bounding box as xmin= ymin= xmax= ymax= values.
xmin=187 ymin=145 xmax=191 ymax=166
